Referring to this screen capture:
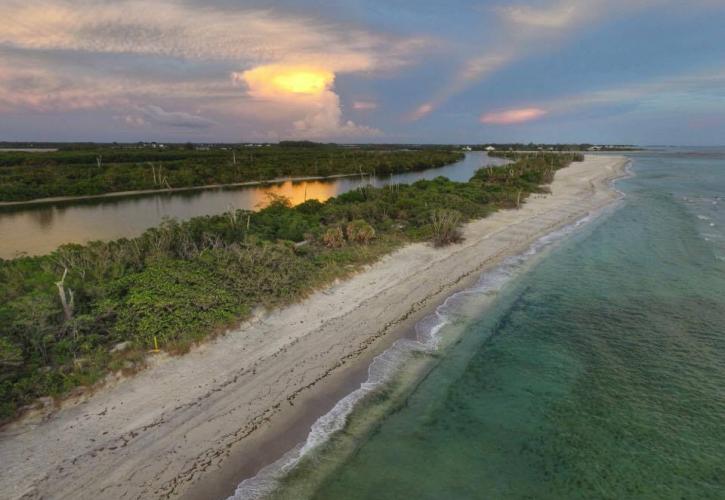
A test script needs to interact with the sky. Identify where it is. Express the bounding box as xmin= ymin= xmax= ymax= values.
xmin=1 ymin=0 xmax=724 ymax=145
